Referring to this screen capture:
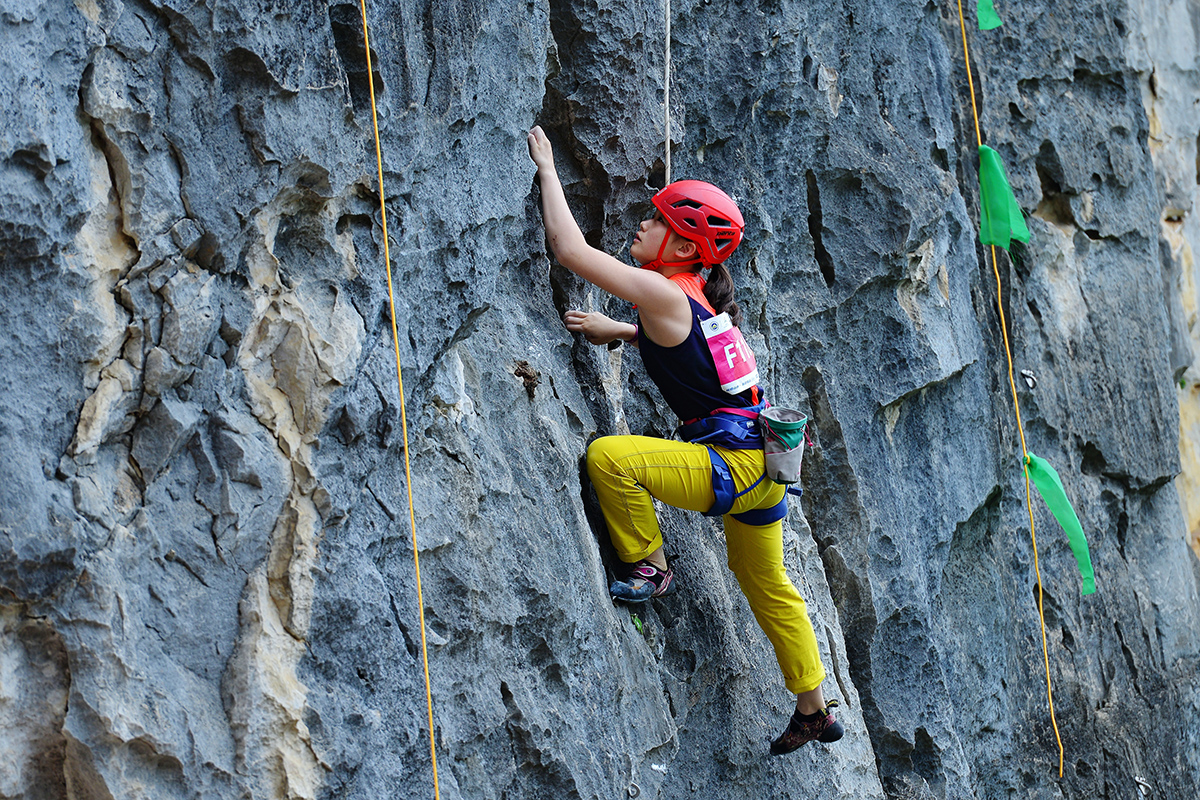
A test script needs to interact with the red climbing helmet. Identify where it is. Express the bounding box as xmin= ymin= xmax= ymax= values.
xmin=652 ymin=180 xmax=745 ymax=265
